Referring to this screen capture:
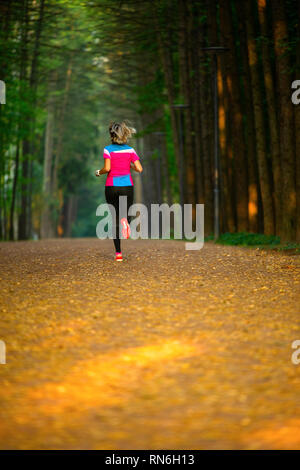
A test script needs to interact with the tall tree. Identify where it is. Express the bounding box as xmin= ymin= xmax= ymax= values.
xmin=235 ymin=0 xmax=260 ymax=233
xmin=245 ymin=0 xmax=274 ymax=235
xmin=272 ymin=1 xmax=296 ymax=241
xmin=220 ymin=0 xmax=249 ymax=232
xmin=295 ymin=0 xmax=300 ymax=242
xmin=40 ymin=75 xmax=56 ymax=239
xmin=257 ymin=0 xmax=282 ymax=235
